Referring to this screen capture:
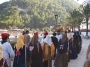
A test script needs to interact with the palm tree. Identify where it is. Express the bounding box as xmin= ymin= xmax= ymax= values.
xmin=69 ymin=9 xmax=84 ymax=32
xmin=69 ymin=9 xmax=77 ymax=31
xmin=83 ymin=3 xmax=90 ymax=38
